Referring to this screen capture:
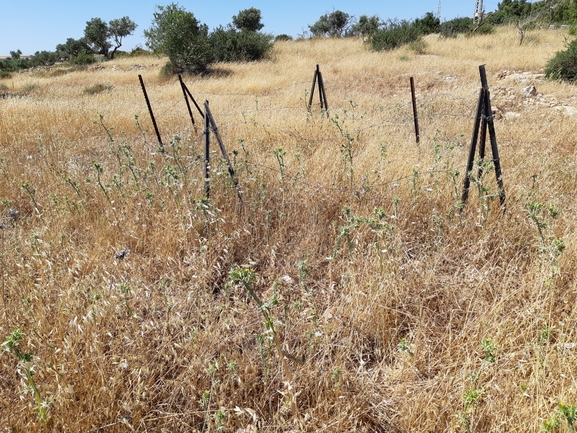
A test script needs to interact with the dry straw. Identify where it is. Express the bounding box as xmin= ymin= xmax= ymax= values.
xmin=1 ymin=25 xmax=577 ymax=432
